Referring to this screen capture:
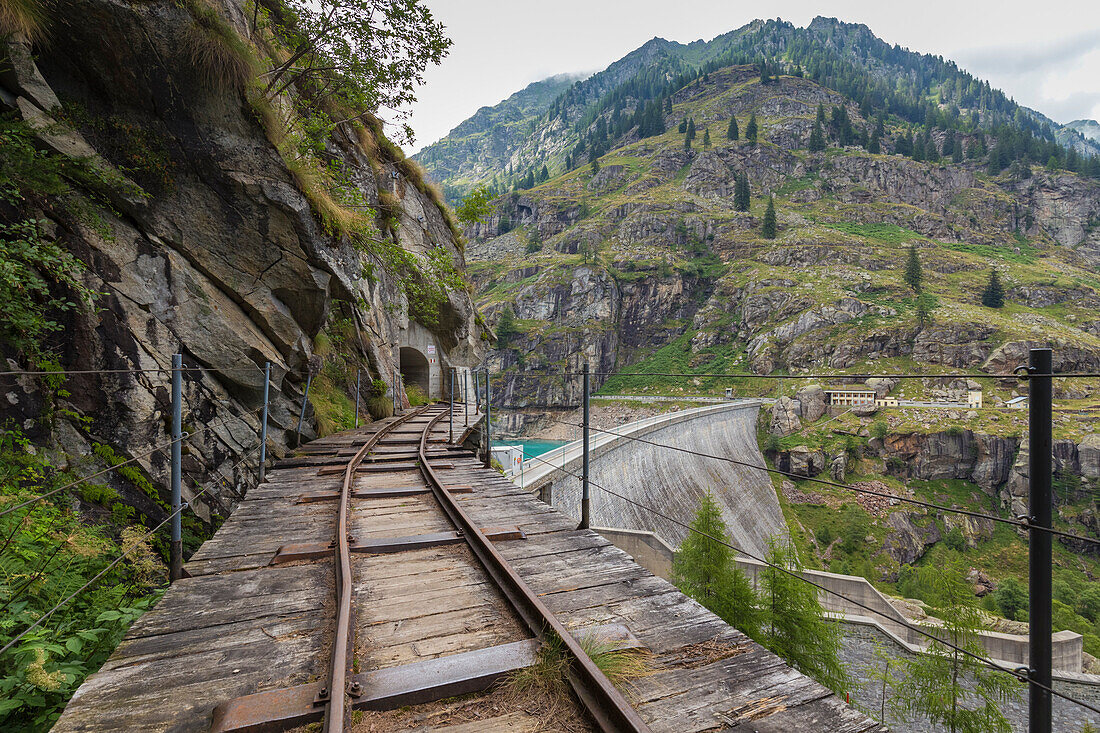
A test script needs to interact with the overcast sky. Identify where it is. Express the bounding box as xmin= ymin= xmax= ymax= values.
xmin=400 ymin=0 xmax=1100 ymax=154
